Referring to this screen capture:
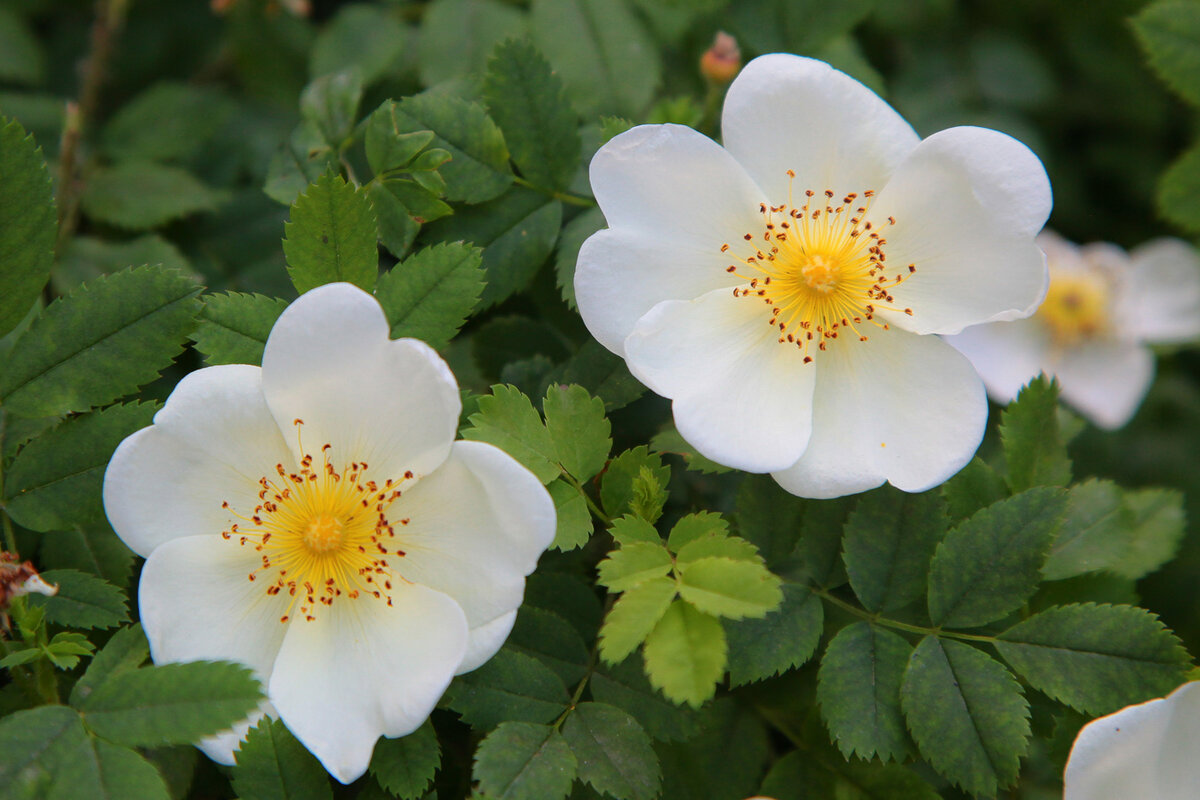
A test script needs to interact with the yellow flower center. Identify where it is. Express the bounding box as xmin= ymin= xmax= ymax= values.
xmin=1038 ymin=272 xmax=1109 ymax=346
xmin=221 ymin=419 xmax=414 ymax=623
xmin=724 ymin=177 xmax=915 ymax=363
